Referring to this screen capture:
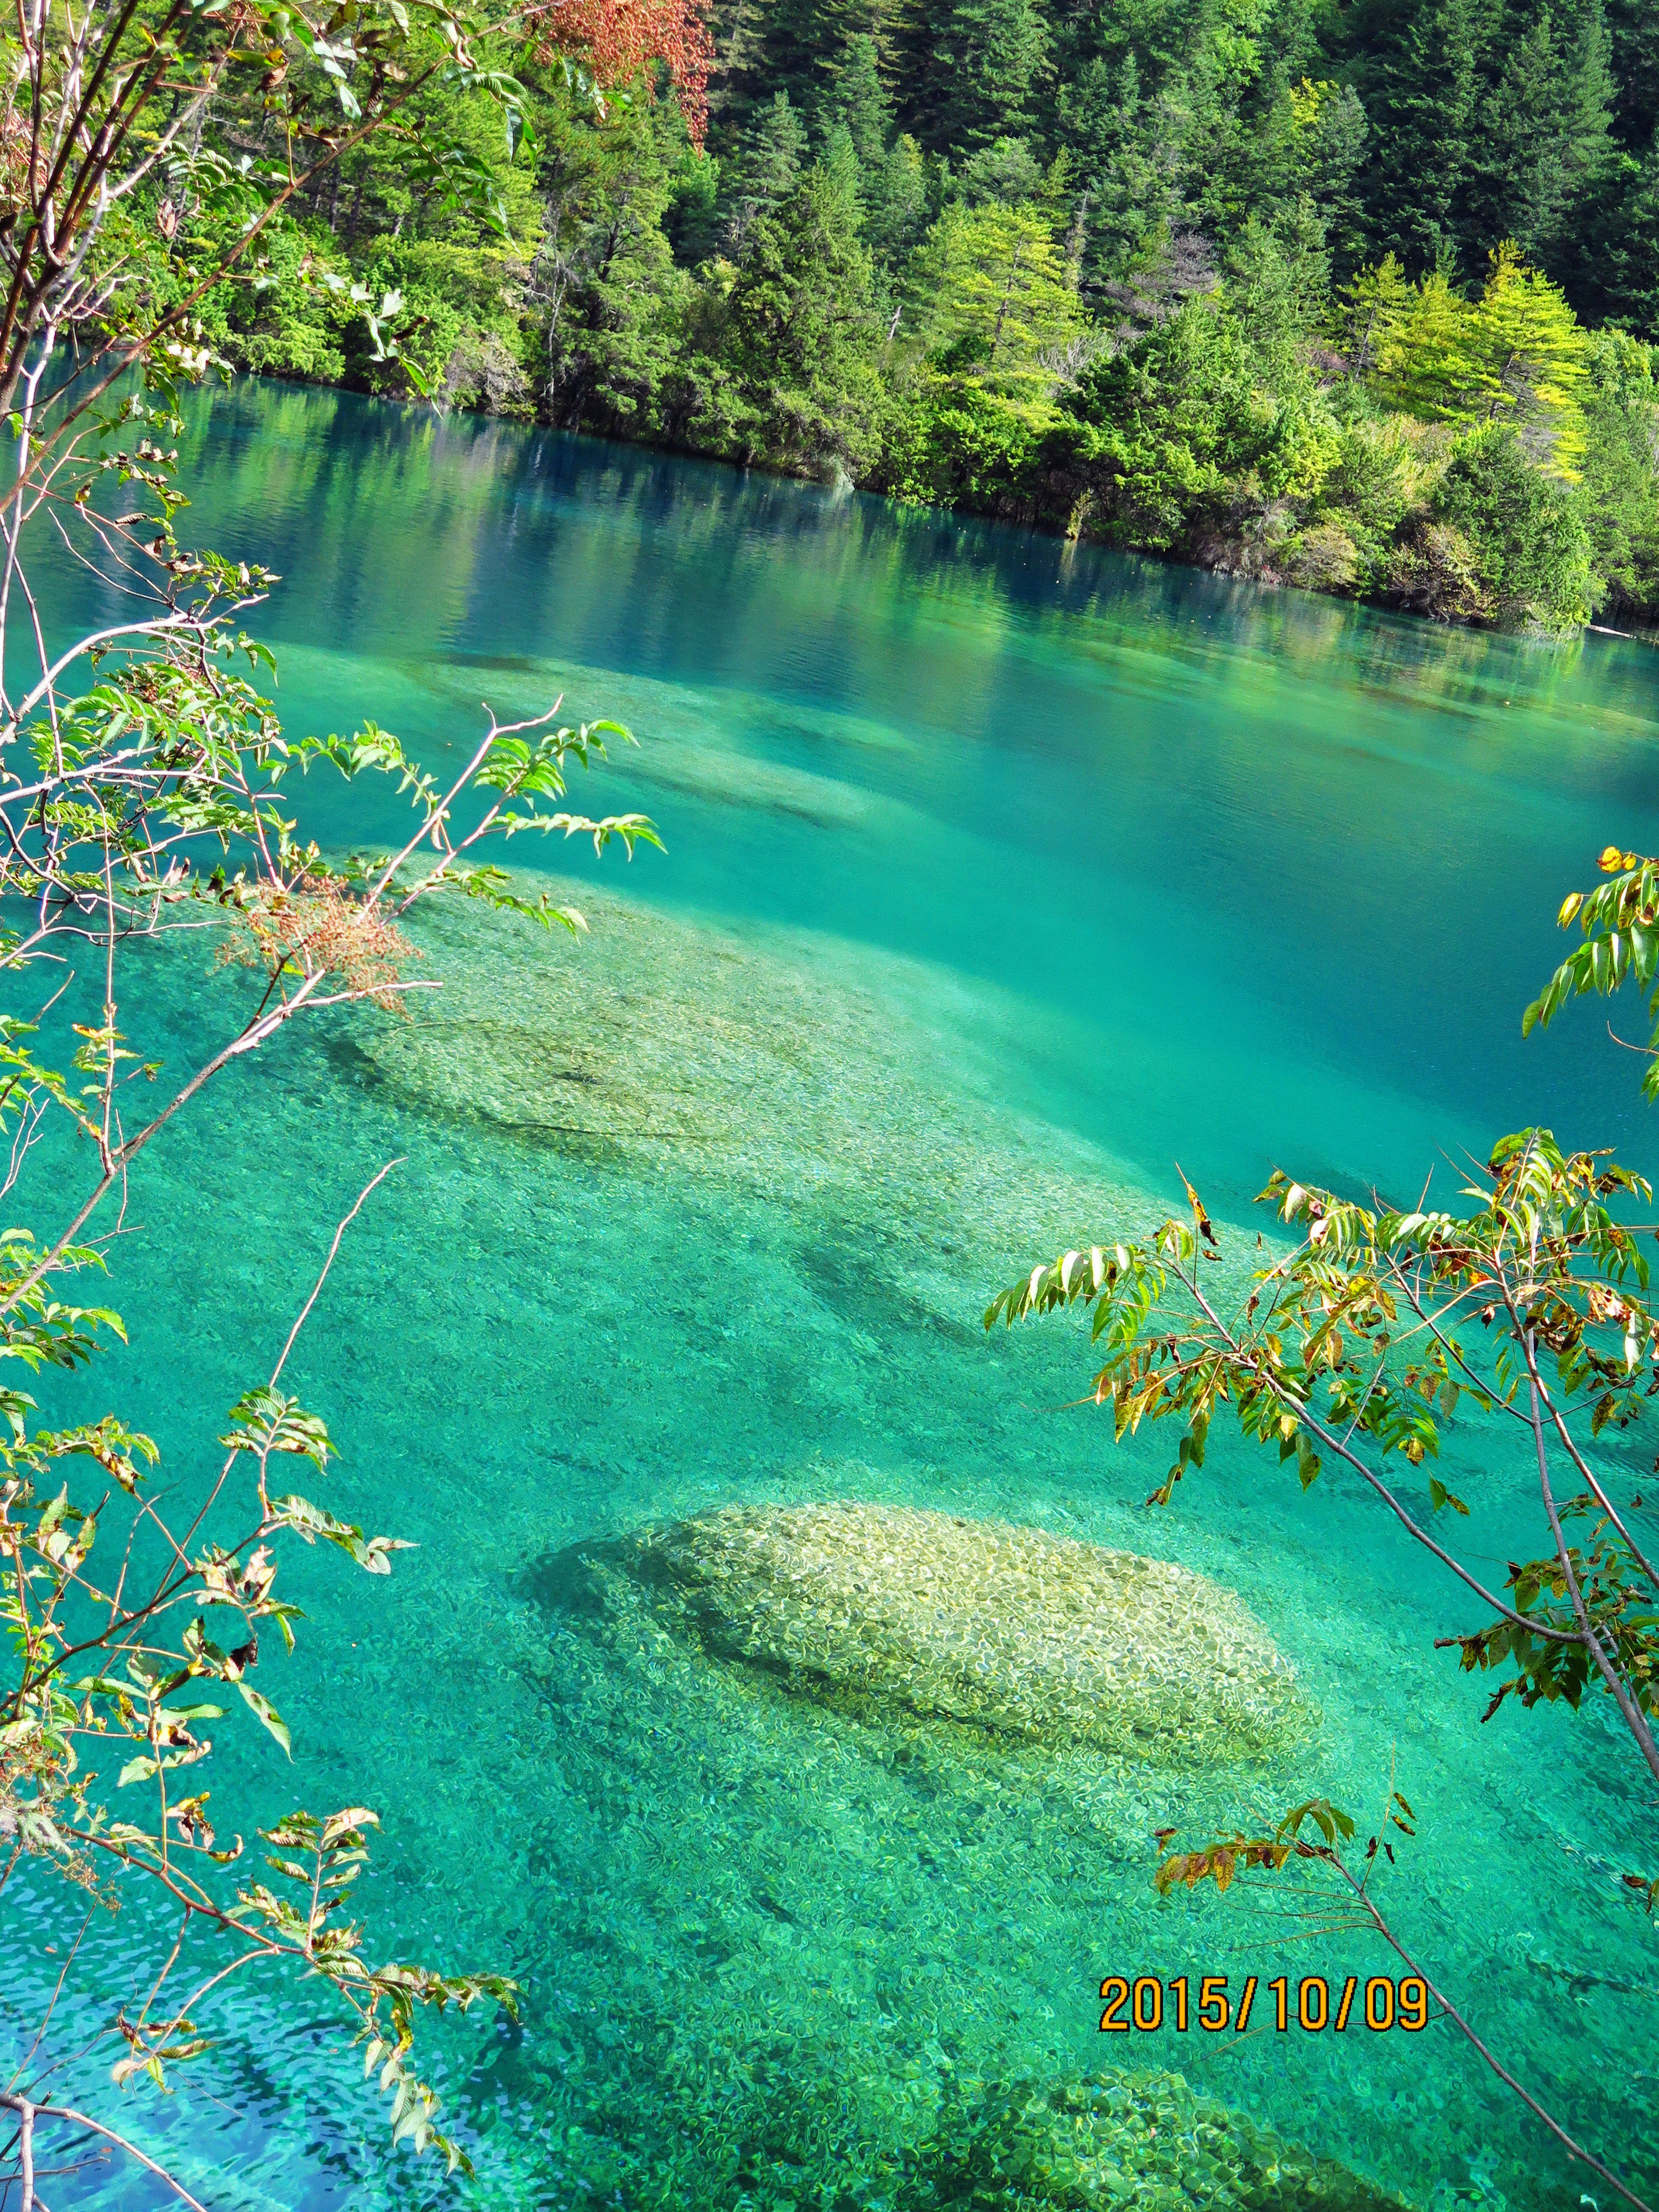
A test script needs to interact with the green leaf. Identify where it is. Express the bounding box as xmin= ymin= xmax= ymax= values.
xmin=238 ymin=1681 xmax=292 ymax=1756
xmin=1428 ymin=1477 xmax=1470 ymax=1516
